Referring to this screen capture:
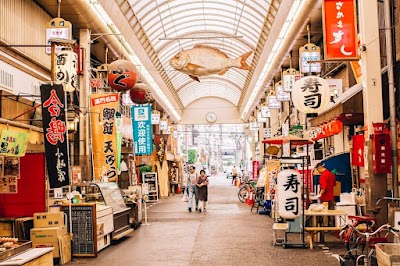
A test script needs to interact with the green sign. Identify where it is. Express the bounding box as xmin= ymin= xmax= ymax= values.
xmin=116 ymin=112 xmax=123 ymax=171
xmin=0 ymin=129 xmax=30 ymax=157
